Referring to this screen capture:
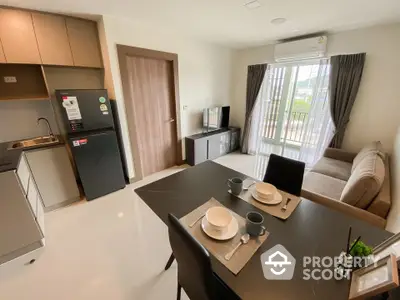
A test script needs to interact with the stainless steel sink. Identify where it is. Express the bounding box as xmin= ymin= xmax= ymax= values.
xmin=8 ymin=136 xmax=59 ymax=150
